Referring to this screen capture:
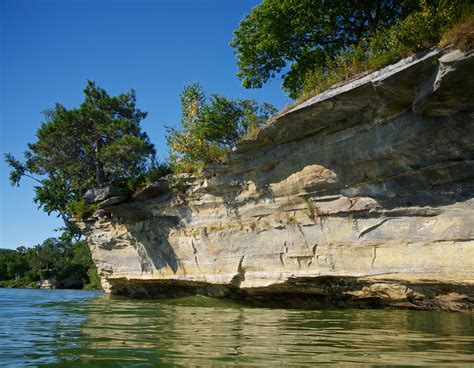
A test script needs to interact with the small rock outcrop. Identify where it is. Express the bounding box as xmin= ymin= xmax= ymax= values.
xmin=84 ymin=186 xmax=127 ymax=206
xmin=38 ymin=278 xmax=56 ymax=290
xmin=76 ymin=47 xmax=474 ymax=311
